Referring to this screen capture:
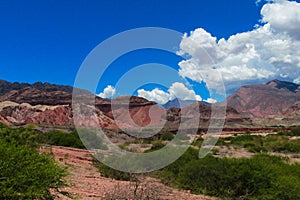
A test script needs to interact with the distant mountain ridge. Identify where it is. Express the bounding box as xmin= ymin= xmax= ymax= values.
xmin=266 ymin=79 xmax=300 ymax=93
xmin=0 ymin=80 xmax=250 ymax=129
xmin=227 ymin=79 xmax=300 ymax=118
xmin=162 ymin=99 xmax=203 ymax=109
xmin=0 ymin=80 xmax=73 ymax=96
xmin=0 ymin=79 xmax=299 ymax=129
